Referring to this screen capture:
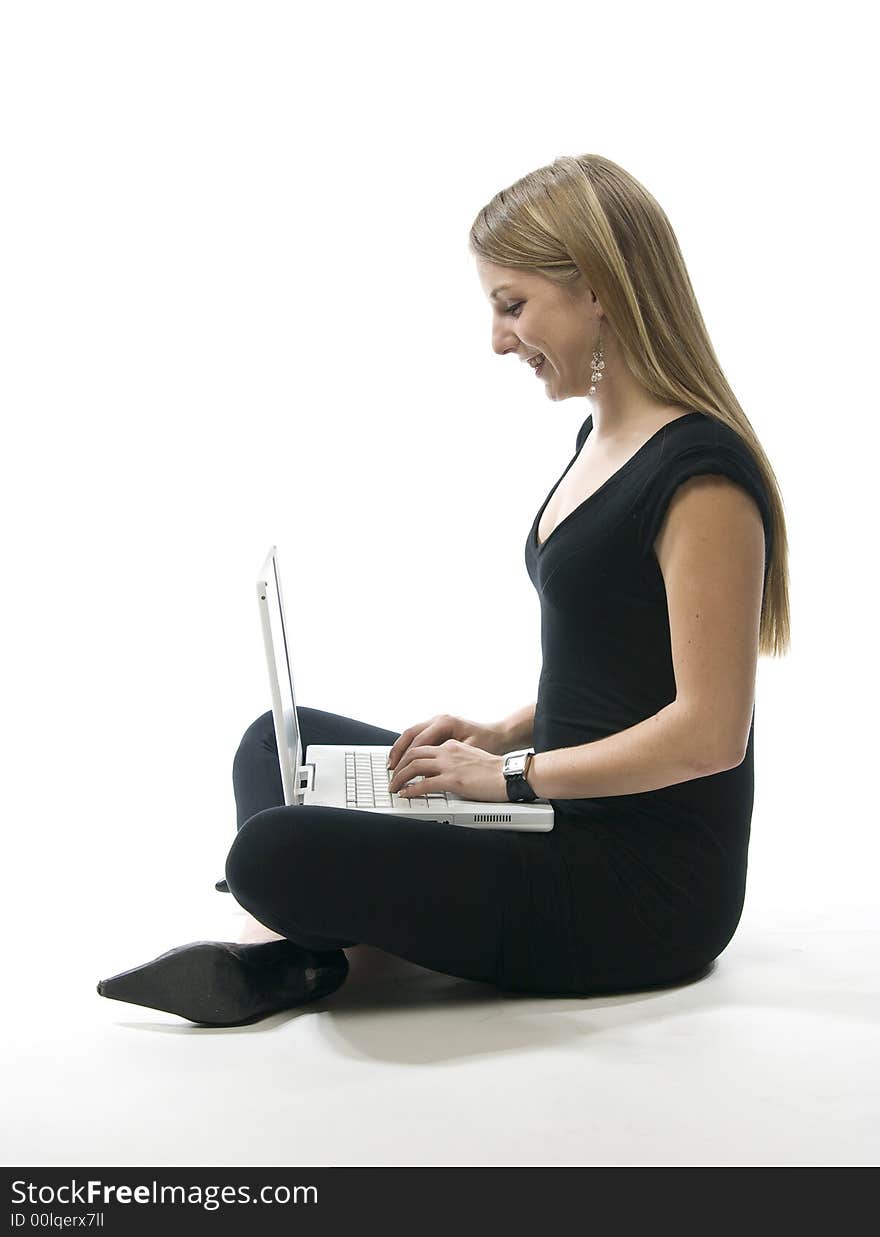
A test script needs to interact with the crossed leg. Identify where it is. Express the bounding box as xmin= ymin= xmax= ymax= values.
xmin=226 ymin=707 xmax=517 ymax=987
